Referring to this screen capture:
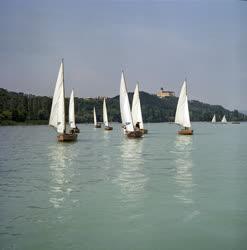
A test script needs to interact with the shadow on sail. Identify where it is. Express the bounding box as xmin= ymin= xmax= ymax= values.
xmin=47 ymin=144 xmax=77 ymax=208
xmin=173 ymin=135 xmax=195 ymax=204
xmin=115 ymin=138 xmax=148 ymax=203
